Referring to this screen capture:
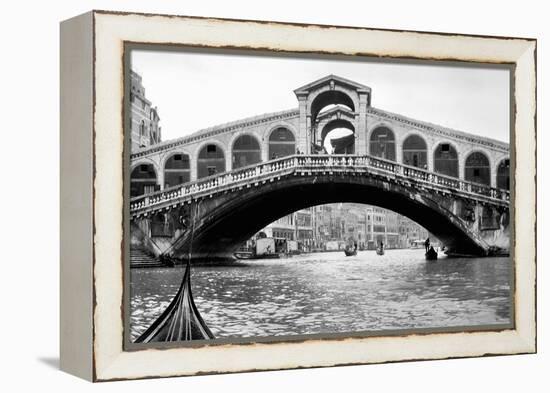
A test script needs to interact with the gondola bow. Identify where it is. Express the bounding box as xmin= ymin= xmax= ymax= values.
xmin=135 ymin=262 xmax=215 ymax=343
